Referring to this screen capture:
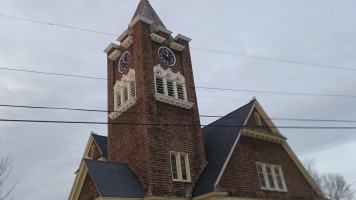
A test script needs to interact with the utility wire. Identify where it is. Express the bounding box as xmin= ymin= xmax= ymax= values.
xmin=1 ymin=14 xmax=356 ymax=71
xmin=1 ymin=66 xmax=355 ymax=98
xmin=1 ymin=118 xmax=356 ymax=129
xmin=1 ymin=104 xmax=356 ymax=123
xmin=0 ymin=14 xmax=117 ymax=36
